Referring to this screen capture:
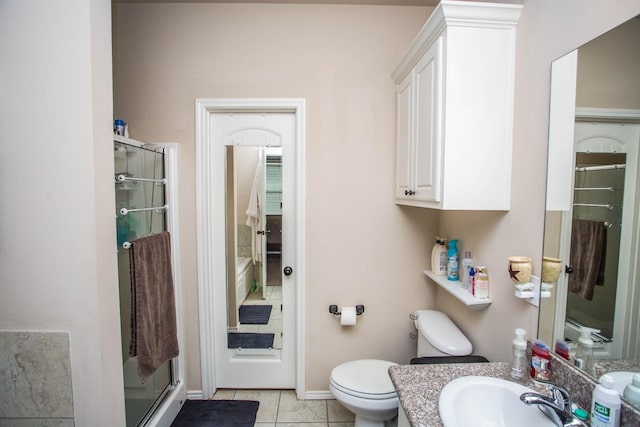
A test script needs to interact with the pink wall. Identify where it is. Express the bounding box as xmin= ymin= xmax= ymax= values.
xmin=434 ymin=0 xmax=640 ymax=362
xmin=113 ymin=3 xmax=438 ymax=392
xmin=1 ymin=0 xmax=124 ymax=423
xmin=113 ymin=1 xmax=640 ymax=394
